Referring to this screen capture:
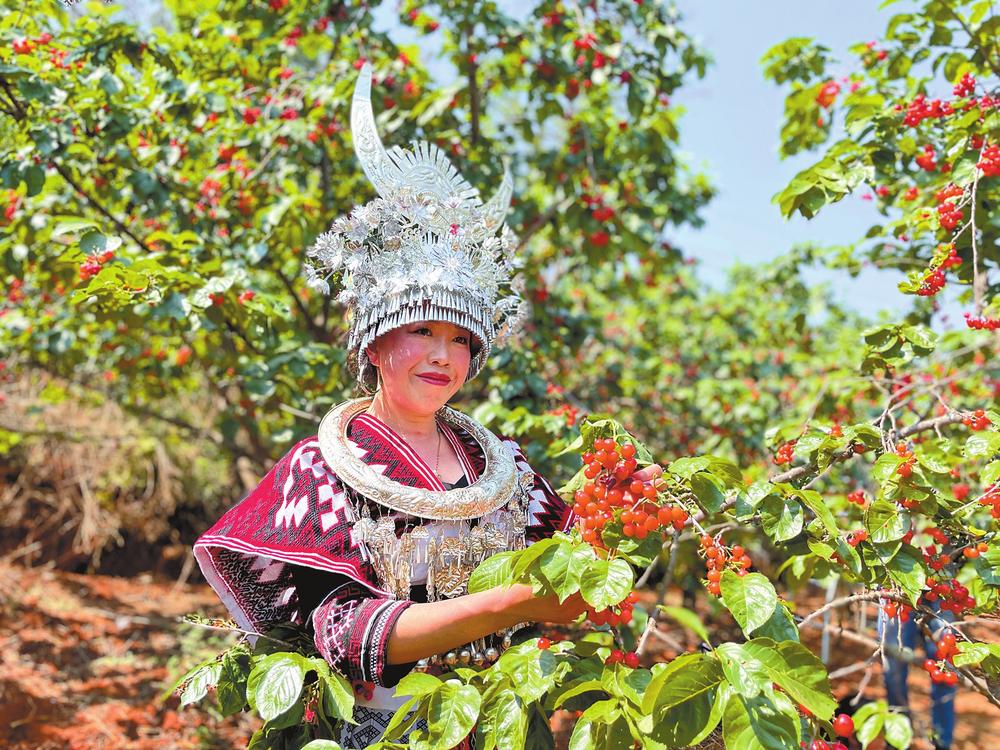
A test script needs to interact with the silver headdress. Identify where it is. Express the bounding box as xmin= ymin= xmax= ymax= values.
xmin=304 ymin=63 xmax=528 ymax=391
